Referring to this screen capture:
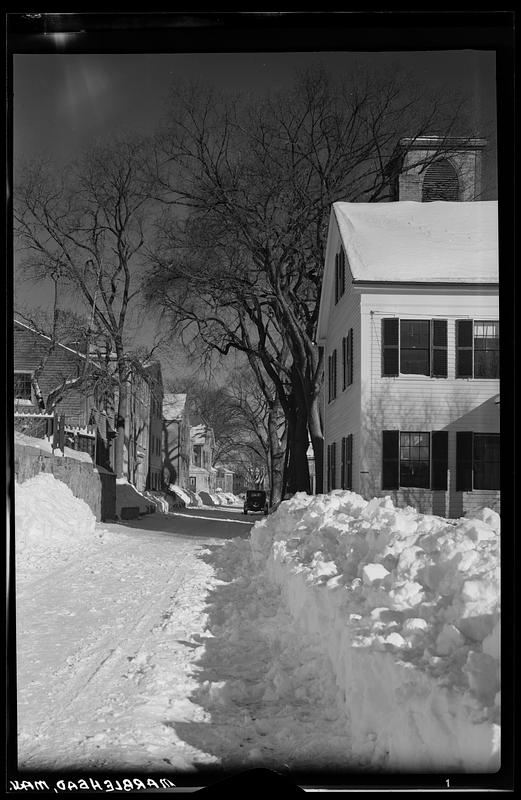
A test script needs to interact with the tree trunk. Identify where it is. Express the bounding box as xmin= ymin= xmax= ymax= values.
xmin=284 ymin=380 xmax=311 ymax=495
xmin=286 ymin=411 xmax=310 ymax=494
xmin=114 ymin=361 xmax=128 ymax=478
xmin=308 ymin=394 xmax=324 ymax=494
xmin=267 ymin=404 xmax=285 ymax=505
